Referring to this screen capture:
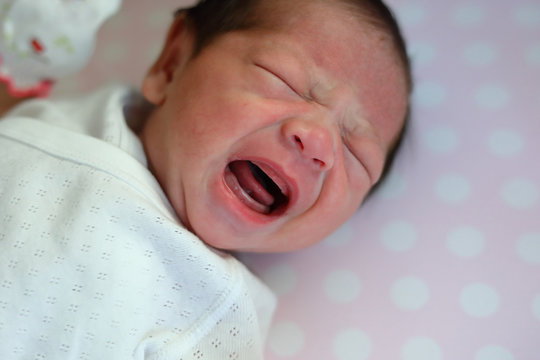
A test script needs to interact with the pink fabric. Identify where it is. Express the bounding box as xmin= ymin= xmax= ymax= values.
xmin=63 ymin=0 xmax=540 ymax=359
